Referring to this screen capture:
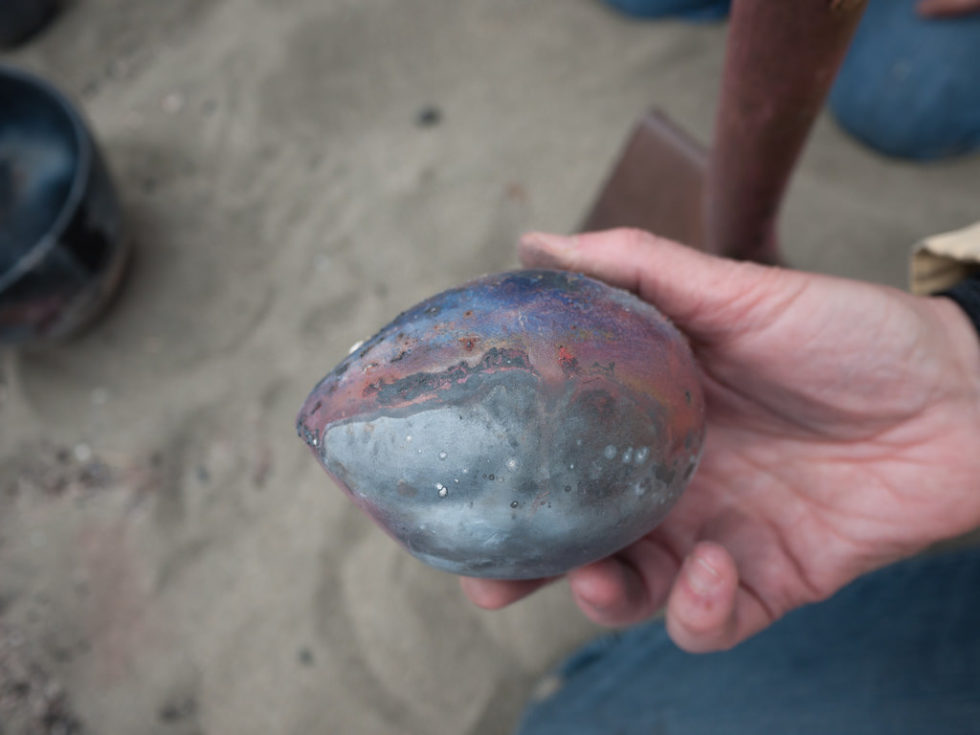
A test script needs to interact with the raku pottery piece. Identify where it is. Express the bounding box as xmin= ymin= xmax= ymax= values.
xmin=297 ymin=270 xmax=705 ymax=579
